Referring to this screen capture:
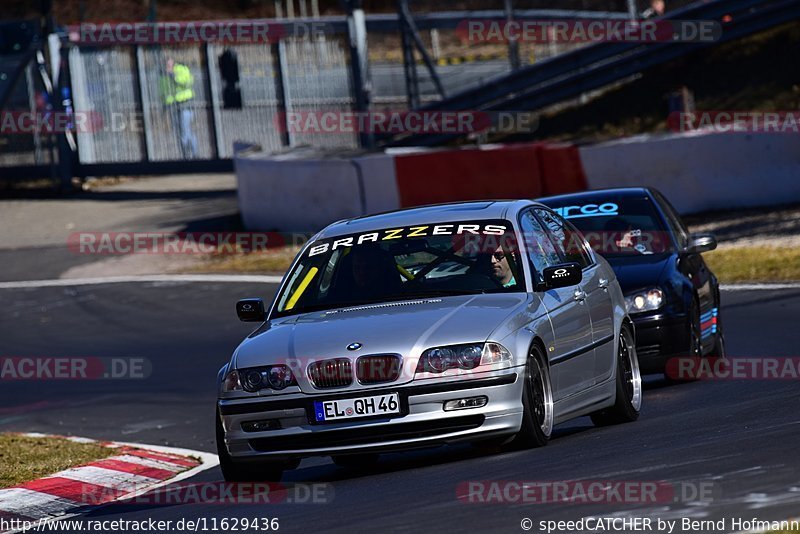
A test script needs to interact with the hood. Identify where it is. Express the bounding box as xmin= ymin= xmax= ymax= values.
xmin=233 ymin=293 xmax=528 ymax=388
xmin=606 ymin=253 xmax=675 ymax=294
